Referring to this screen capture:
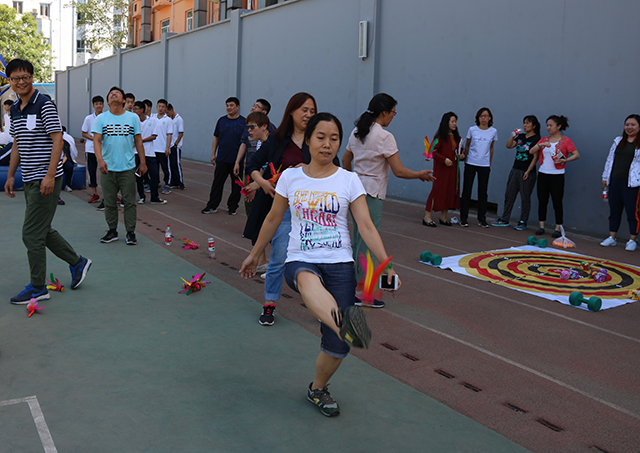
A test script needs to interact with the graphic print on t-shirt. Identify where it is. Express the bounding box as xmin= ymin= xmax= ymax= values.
xmin=293 ymin=189 xmax=342 ymax=251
